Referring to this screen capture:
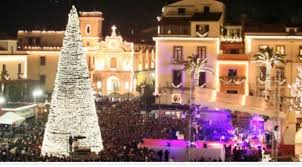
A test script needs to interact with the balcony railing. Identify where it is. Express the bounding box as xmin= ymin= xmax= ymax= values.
xmin=220 ymin=36 xmax=243 ymax=43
